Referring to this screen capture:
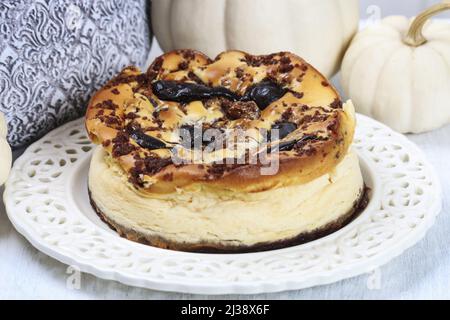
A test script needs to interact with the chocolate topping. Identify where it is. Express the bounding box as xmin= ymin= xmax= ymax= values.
xmin=269 ymin=134 xmax=318 ymax=153
xmin=152 ymin=80 xmax=240 ymax=103
xmin=126 ymin=124 xmax=168 ymax=150
xmin=152 ymin=79 xmax=287 ymax=111
xmin=241 ymin=80 xmax=287 ymax=110
xmin=269 ymin=122 xmax=297 ymax=141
